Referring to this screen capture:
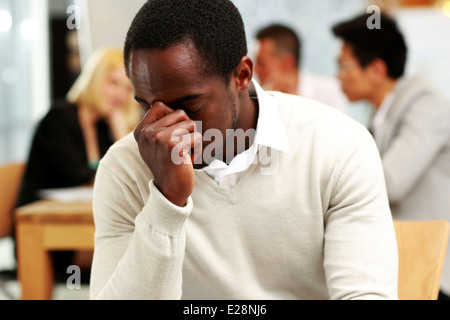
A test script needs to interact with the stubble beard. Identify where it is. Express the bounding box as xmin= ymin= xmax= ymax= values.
xmin=192 ymin=93 xmax=238 ymax=170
